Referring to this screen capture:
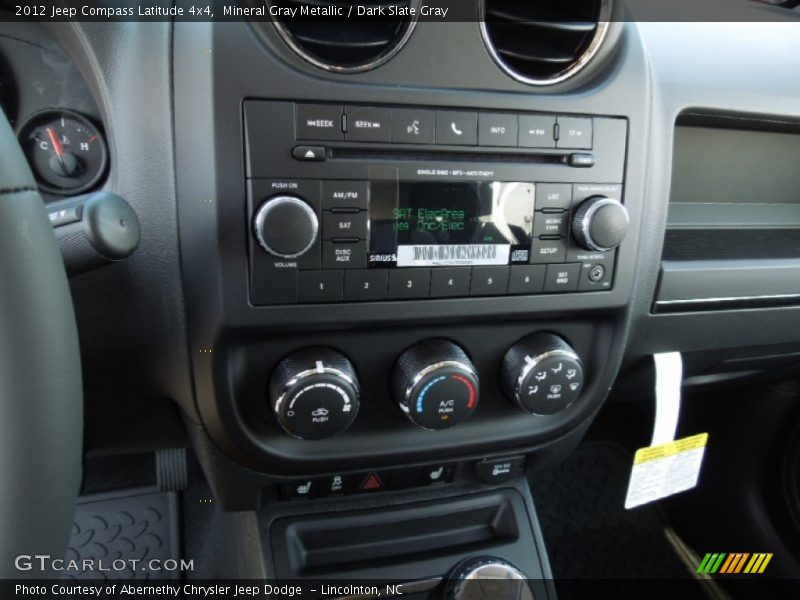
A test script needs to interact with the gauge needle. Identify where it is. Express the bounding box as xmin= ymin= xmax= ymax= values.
xmin=46 ymin=127 xmax=68 ymax=173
